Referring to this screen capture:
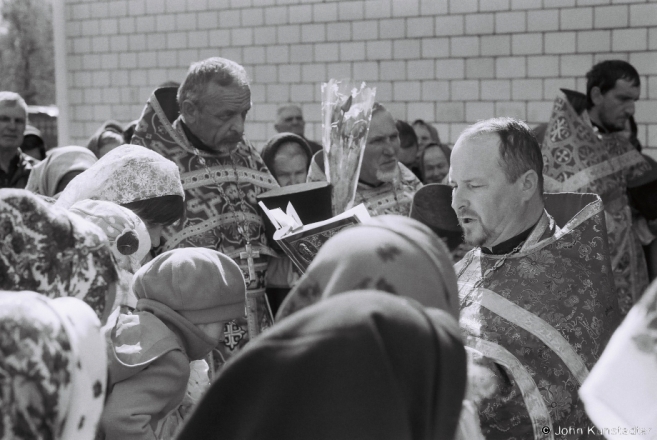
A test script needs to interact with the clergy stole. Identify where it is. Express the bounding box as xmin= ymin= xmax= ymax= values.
xmin=542 ymin=90 xmax=650 ymax=314
xmin=456 ymin=193 xmax=621 ymax=440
